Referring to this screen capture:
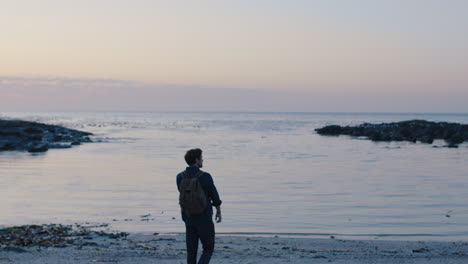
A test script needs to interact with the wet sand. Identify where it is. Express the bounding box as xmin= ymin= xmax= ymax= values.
xmin=1 ymin=229 xmax=467 ymax=263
